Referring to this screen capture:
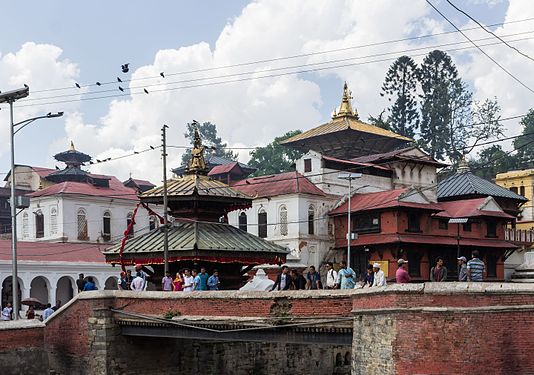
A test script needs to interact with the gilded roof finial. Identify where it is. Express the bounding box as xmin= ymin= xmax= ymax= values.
xmin=69 ymin=140 xmax=76 ymax=151
xmin=332 ymin=82 xmax=359 ymax=119
xmin=186 ymin=121 xmax=208 ymax=175
xmin=457 ymin=154 xmax=470 ymax=173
